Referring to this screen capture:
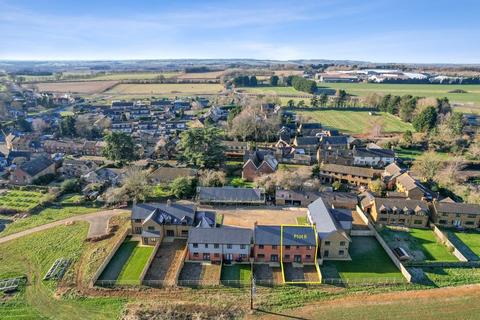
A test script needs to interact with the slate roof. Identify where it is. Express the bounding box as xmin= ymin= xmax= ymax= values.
xmin=307 ymin=197 xmax=351 ymax=241
xmin=132 ymin=202 xmax=196 ymax=225
xmin=198 ymin=187 xmax=264 ymax=203
xmin=243 ymin=150 xmax=278 ymax=170
xmin=374 ymin=198 xmax=429 ymax=216
xmin=319 ymin=136 xmax=348 ymax=146
xmin=295 ymin=136 xmax=319 ymax=146
xmin=320 ymin=163 xmax=382 ymax=178
xmin=396 ymin=173 xmax=419 ymax=191
xmin=434 ymin=202 xmax=480 ymax=215
xmin=19 ymin=155 xmax=54 ymax=177
xmin=254 ymin=225 xmax=316 ymax=246
xmin=188 ymin=226 xmax=252 ymax=244
xmin=353 ymin=147 xmax=395 ymax=158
